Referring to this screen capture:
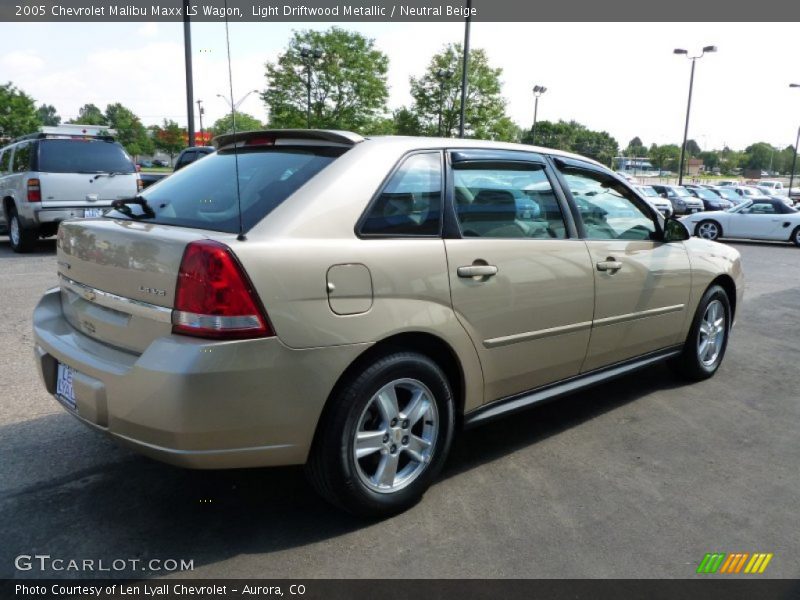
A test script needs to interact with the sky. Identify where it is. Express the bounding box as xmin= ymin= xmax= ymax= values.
xmin=2 ymin=21 xmax=799 ymax=151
